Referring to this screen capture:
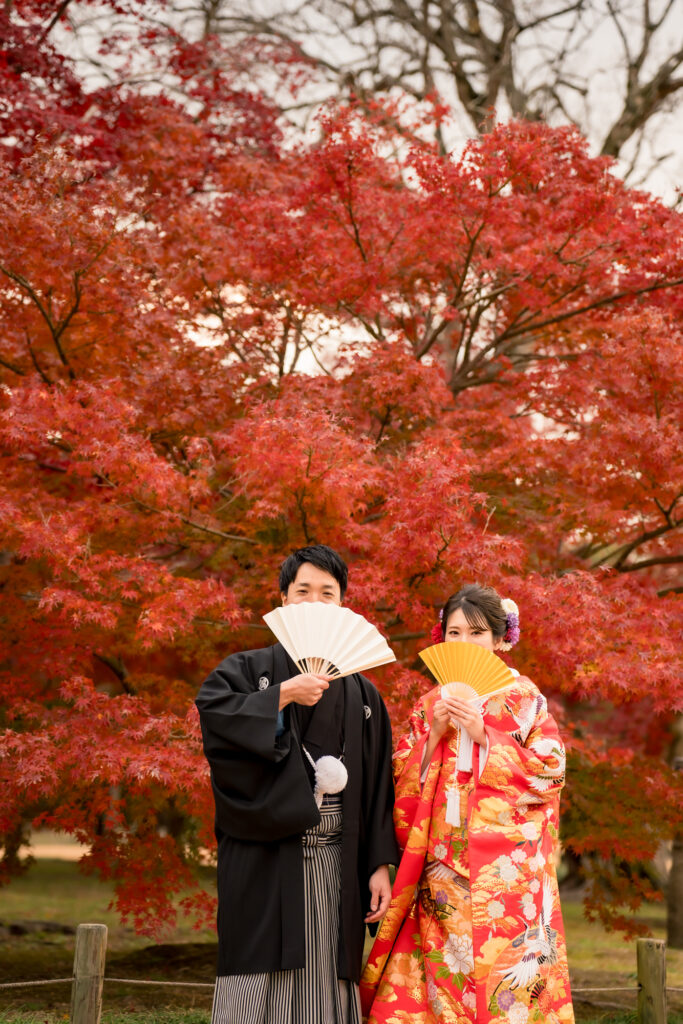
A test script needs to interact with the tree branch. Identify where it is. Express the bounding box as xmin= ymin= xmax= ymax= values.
xmin=0 ymin=353 xmax=26 ymax=376
xmin=500 ymin=276 xmax=683 ymax=343
xmin=39 ymin=0 xmax=76 ymax=42
xmin=612 ymin=518 xmax=682 ymax=570
xmin=0 ymin=265 xmax=76 ymax=379
xmin=93 ymin=652 xmax=137 ymax=695
xmin=117 ymin=495 xmax=260 ymax=546
xmin=619 ymin=554 xmax=683 ymax=573
xmin=601 ymin=23 xmax=683 ymax=159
